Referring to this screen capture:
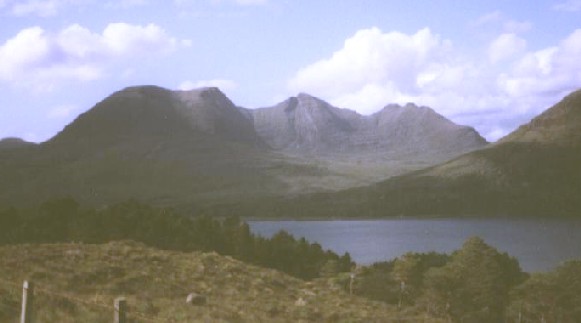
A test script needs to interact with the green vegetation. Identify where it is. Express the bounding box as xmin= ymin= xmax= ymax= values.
xmin=258 ymin=141 xmax=581 ymax=218
xmin=351 ymin=237 xmax=581 ymax=323
xmin=0 ymin=198 xmax=352 ymax=280
xmin=0 ymin=241 xmax=412 ymax=323
xmin=508 ymin=260 xmax=581 ymax=322
xmin=2 ymin=199 xmax=581 ymax=321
